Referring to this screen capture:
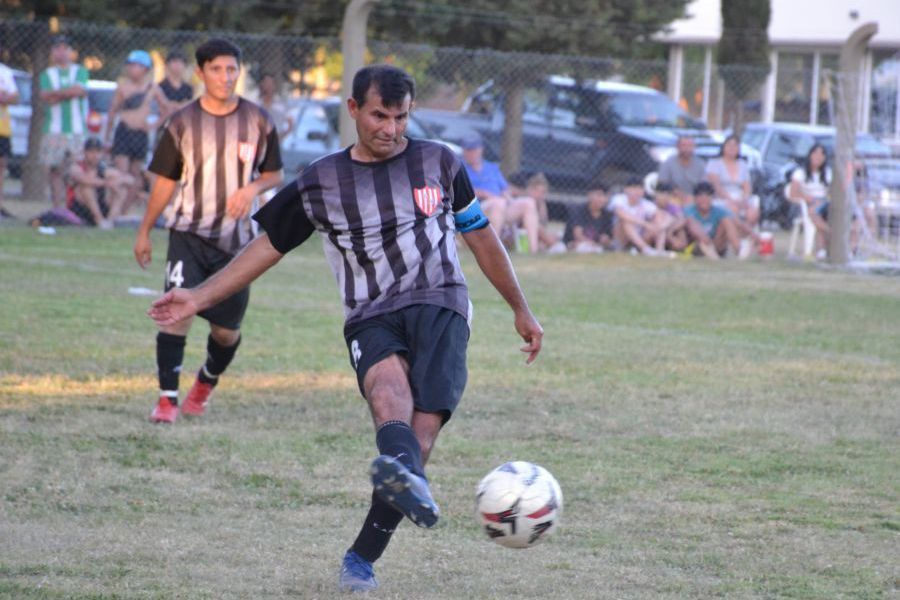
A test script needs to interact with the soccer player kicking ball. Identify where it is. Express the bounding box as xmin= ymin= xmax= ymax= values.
xmin=147 ymin=65 xmax=543 ymax=592
xmin=134 ymin=39 xmax=283 ymax=423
